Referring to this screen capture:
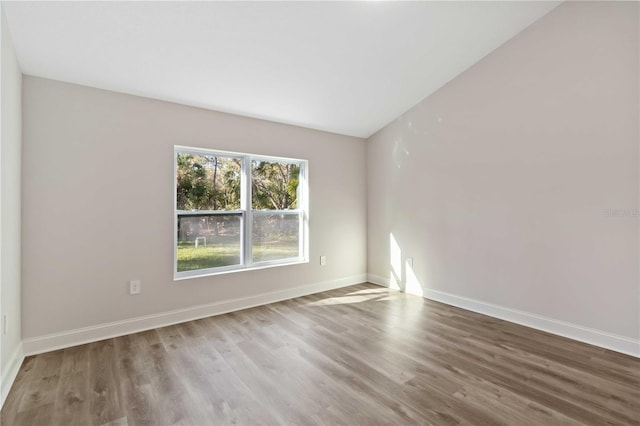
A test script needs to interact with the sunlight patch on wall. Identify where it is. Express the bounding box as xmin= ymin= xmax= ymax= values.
xmin=392 ymin=138 xmax=410 ymax=169
xmin=389 ymin=233 xmax=402 ymax=290
xmin=405 ymin=261 xmax=424 ymax=297
xmin=389 ymin=232 xmax=424 ymax=296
